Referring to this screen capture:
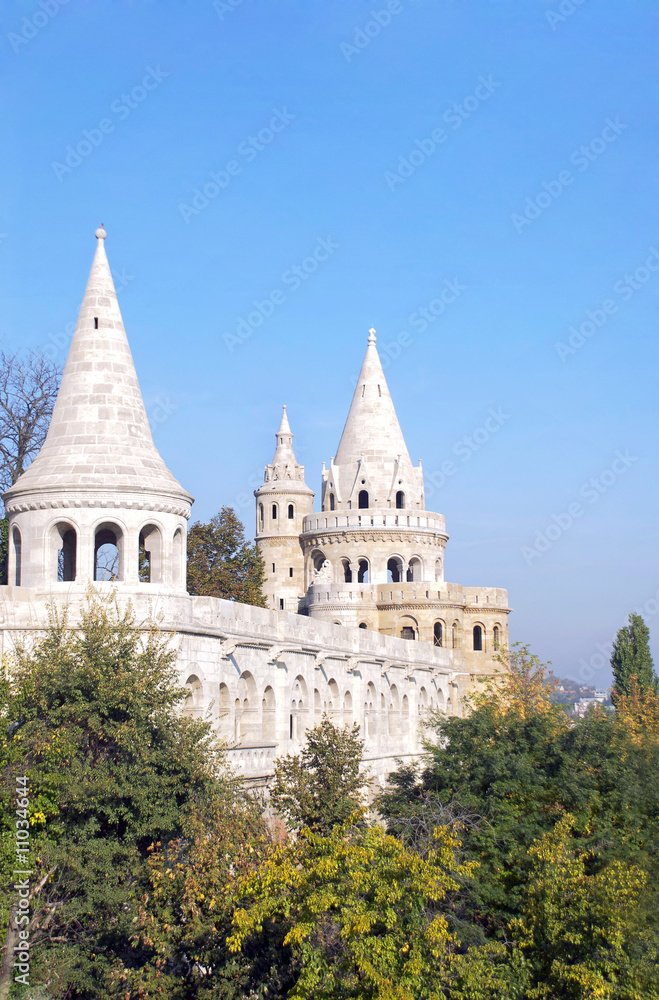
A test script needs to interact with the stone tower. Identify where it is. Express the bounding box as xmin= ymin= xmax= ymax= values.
xmin=255 ymin=406 xmax=314 ymax=611
xmin=299 ymin=330 xmax=509 ymax=665
xmin=4 ymin=227 xmax=193 ymax=593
